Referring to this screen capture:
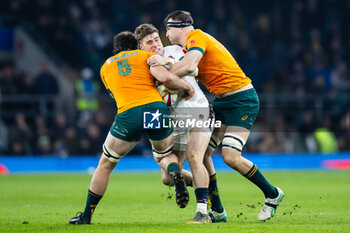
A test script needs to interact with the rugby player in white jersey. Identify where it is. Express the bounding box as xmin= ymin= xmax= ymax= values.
xmin=135 ymin=24 xmax=227 ymax=224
